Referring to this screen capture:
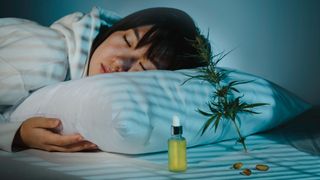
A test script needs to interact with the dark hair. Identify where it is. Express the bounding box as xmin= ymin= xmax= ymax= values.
xmin=90 ymin=7 xmax=208 ymax=70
